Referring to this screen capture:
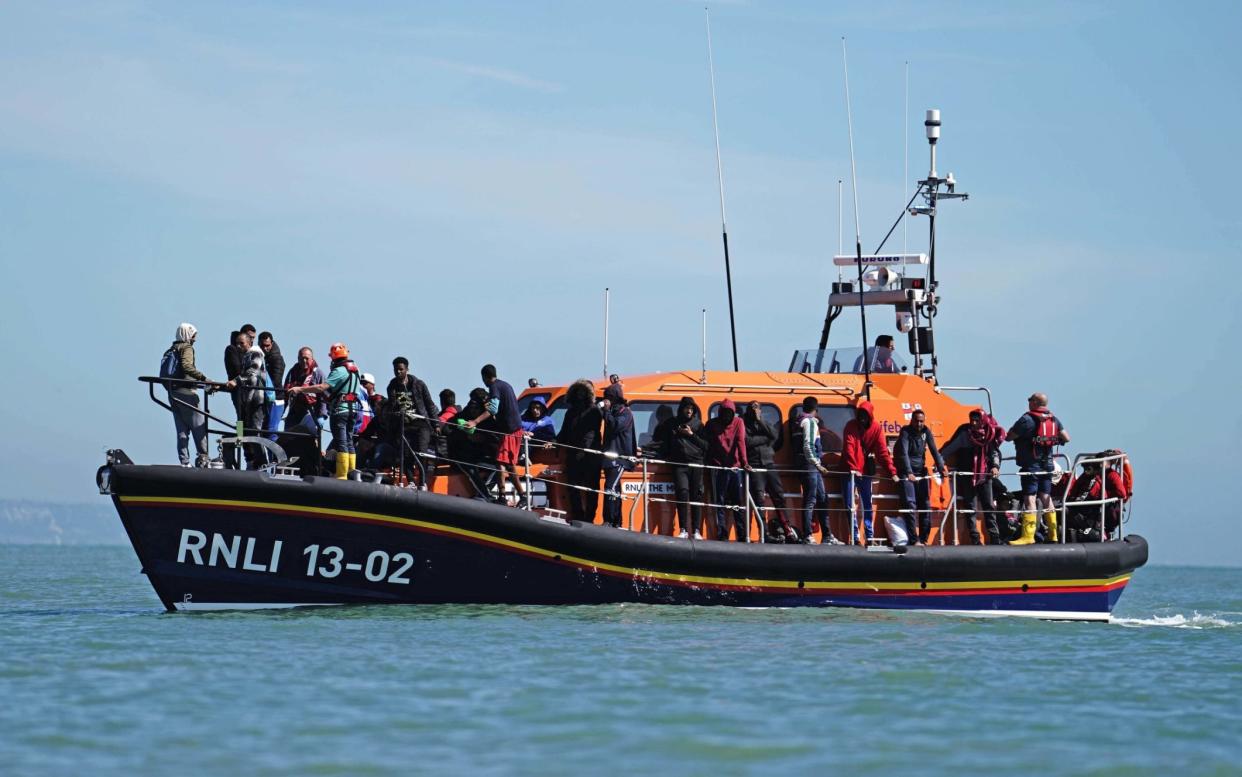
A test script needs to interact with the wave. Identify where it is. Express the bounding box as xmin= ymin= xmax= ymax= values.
xmin=1111 ymin=611 xmax=1237 ymax=629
